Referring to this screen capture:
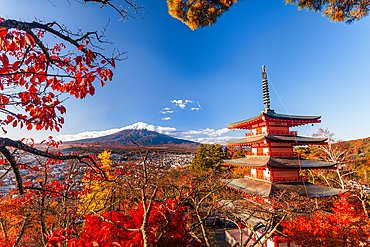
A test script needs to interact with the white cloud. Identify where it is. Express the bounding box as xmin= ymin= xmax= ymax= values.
xmin=170 ymin=99 xmax=194 ymax=109
xmin=190 ymin=102 xmax=202 ymax=111
xmin=159 ymin=110 xmax=173 ymax=114
xmin=186 ymin=136 xmax=237 ymax=144
xmin=164 ymin=100 xmax=202 ymax=112
xmin=56 ymin=122 xmax=236 ymax=144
